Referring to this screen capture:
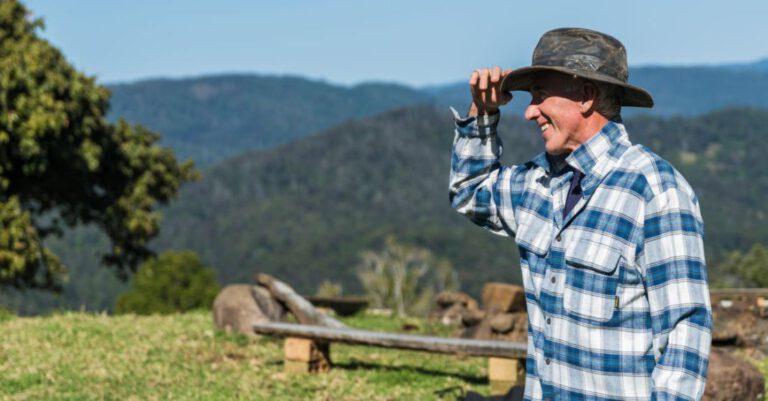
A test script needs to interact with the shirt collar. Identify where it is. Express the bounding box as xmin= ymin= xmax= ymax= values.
xmin=530 ymin=121 xmax=630 ymax=194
